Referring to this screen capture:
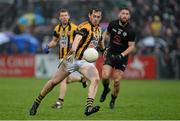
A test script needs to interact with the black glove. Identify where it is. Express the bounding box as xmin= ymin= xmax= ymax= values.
xmin=110 ymin=54 xmax=125 ymax=61
xmin=100 ymin=48 xmax=108 ymax=58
